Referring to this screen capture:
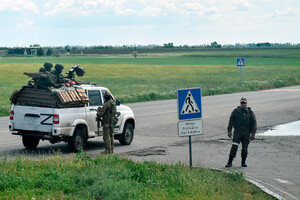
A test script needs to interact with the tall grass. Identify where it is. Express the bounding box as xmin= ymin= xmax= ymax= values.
xmin=1 ymin=49 xmax=300 ymax=116
xmin=0 ymin=153 xmax=274 ymax=200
